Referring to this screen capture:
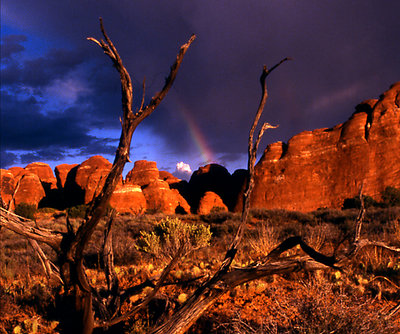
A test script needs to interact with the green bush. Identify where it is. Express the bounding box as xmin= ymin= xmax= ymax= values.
xmin=136 ymin=217 xmax=212 ymax=259
xmin=14 ymin=203 xmax=37 ymax=220
xmin=381 ymin=186 xmax=400 ymax=207
xmin=67 ymin=204 xmax=88 ymax=218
